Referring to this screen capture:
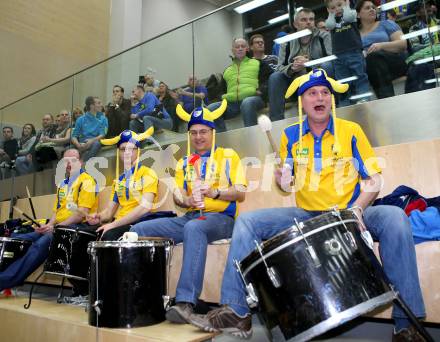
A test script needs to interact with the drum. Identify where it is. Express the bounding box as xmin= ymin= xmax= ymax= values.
xmin=239 ymin=209 xmax=394 ymax=342
xmin=0 ymin=237 xmax=32 ymax=271
xmin=44 ymin=227 xmax=97 ymax=280
xmin=88 ymin=239 xmax=172 ymax=328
